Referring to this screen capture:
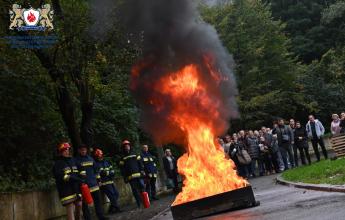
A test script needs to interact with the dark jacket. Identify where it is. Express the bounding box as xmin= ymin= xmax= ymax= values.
xmin=294 ymin=126 xmax=308 ymax=148
xmin=229 ymin=141 xmax=245 ymax=165
xmin=273 ymin=125 xmax=294 ymax=146
xmin=75 ymin=155 xmax=100 ymax=192
xmin=95 ymin=159 xmax=115 ymax=187
xmin=163 ymin=156 xmax=177 ymax=178
xmin=119 ymin=151 xmax=144 ymax=183
xmin=340 ymin=119 xmax=345 ymax=133
xmin=53 ymin=156 xmax=81 ymax=205
xmin=270 ymin=139 xmax=279 ymax=153
xmin=140 ymin=151 xmax=158 ymax=178
xmin=246 ymin=136 xmax=260 ymax=159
